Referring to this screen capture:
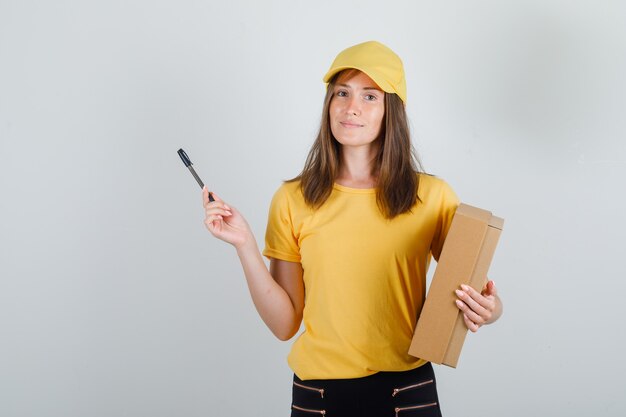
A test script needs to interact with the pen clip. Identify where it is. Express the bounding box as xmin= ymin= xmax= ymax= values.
xmin=177 ymin=148 xmax=192 ymax=167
